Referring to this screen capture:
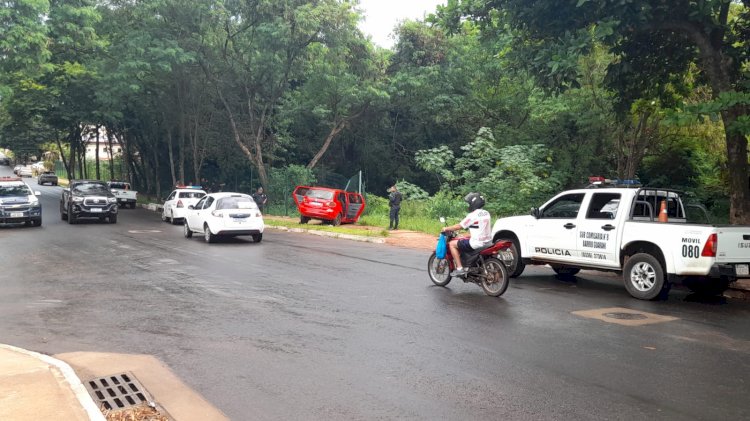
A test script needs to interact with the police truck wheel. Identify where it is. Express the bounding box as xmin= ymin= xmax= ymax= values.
xmin=623 ymin=253 xmax=667 ymax=300
xmin=427 ymin=252 xmax=452 ymax=287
